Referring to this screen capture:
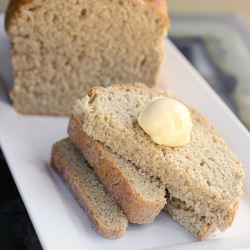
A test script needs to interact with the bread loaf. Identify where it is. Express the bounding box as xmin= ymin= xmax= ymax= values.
xmin=69 ymin=83 xmax=244 ymax=233
xmin=5 ymin=0 xmax=169 ymax=115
